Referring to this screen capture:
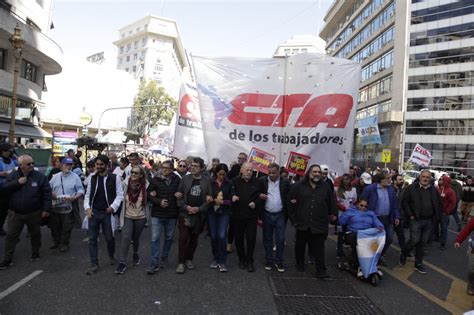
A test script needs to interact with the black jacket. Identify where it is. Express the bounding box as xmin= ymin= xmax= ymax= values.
xmin=231 ymin=176 xmax=260 ymax=219
xmin=148 ymin=173 xmax=180 ymax=219
xmin=401 ymin=183 xmax=441 ymax=221
xmin=3 ymin=169 xmax=52 ymax=214
xmin=287 ymin=179 xmax=337 ymax=234
xmin=209 ymin=179 xmax=234 ymax=214
xmin=258 ymin=176 xmax=290 ymax=216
